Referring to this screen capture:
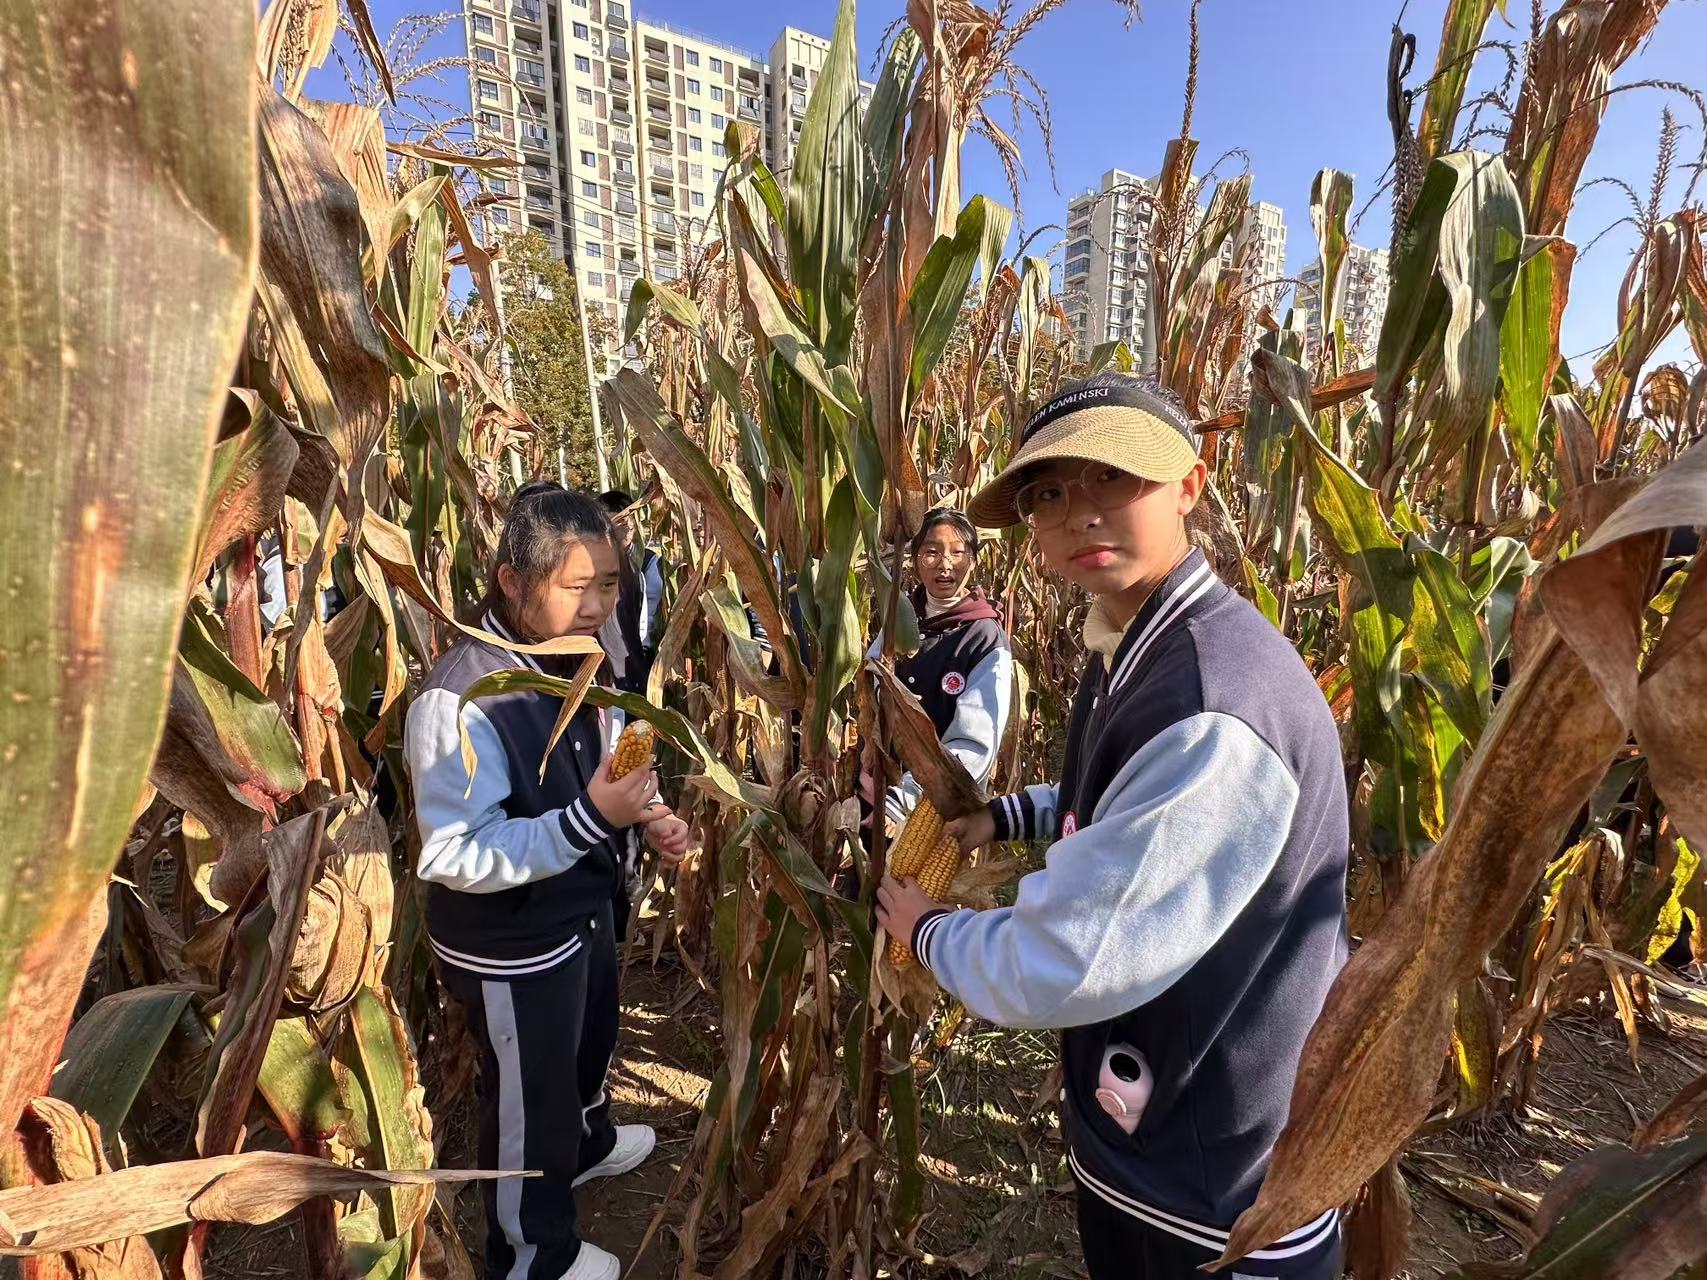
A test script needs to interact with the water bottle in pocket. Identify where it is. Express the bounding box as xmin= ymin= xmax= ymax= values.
xmin=1094 ymin=1043 xmax=1152 ymax=1135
